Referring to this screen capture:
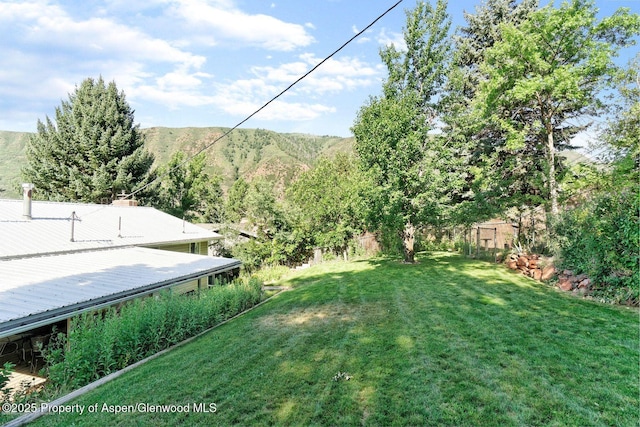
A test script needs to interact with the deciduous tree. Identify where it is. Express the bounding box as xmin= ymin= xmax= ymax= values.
xmin=476 ymin=0 xmax=639 ymax=216
xmin=600 ymin=54 xmax=640 ymax=186
xmin=352 ymin=0 xmax=456 ymax=263
xmin=155 ymin=152 xmax=223 ymax=222
xmin=286 ymin=154 xmax=371 ymax=256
